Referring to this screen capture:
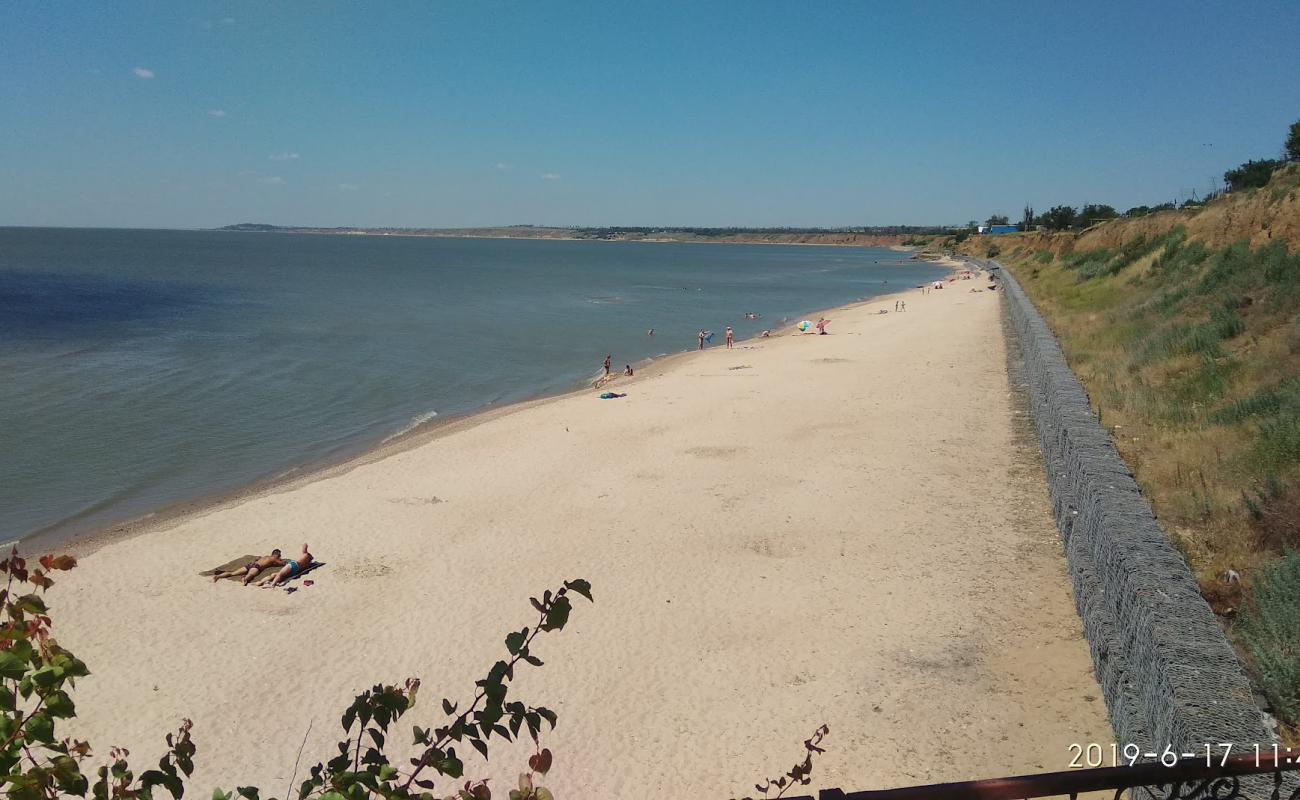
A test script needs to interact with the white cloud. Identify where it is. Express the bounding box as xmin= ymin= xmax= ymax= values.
xmin=237 ymin=169 xmax=257 ymax=177
xmin=338 ymin=183 xmax=360 ymax=191
xmin=207 ymin=109 xmax=227 ymax=117
xmin=132 ymin=67 xmax=155 ymax=79
xmin=257 ymin=176 xmax=285 ymax=186
xmin=541 ymin=172 xmax=561 ymax=180
xmin=269 ymin=152 xmax=300 ymax=161
xmin=495 ymin=162 xmax=512 ymax=171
